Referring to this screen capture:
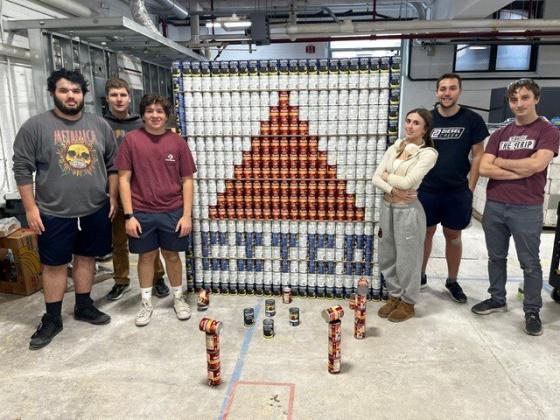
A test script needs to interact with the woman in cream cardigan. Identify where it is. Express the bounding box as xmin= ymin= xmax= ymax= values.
xmin=372 ymin=108 xmax=438 ymax=322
